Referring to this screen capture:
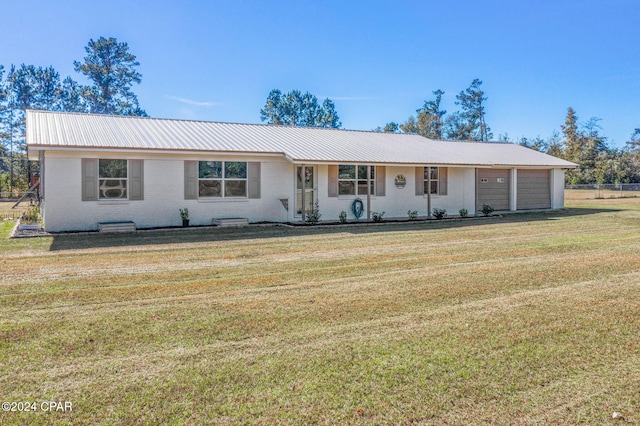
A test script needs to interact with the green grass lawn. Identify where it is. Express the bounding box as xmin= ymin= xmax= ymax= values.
xmin=1 ymin=199 xmax=640 ymax=424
